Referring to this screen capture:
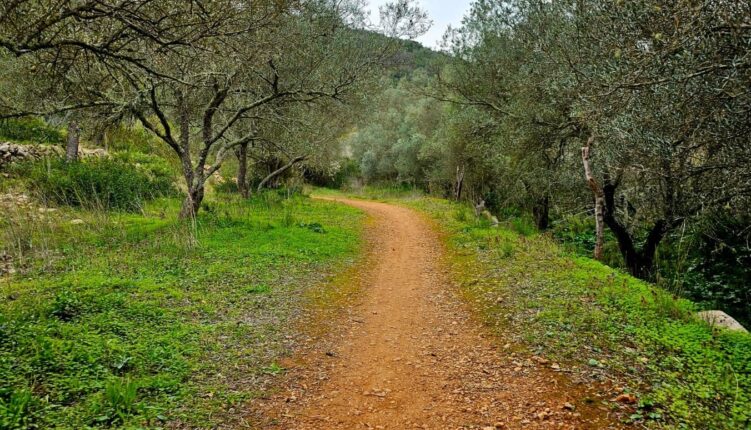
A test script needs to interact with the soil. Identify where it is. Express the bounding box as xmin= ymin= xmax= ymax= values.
xmin=253 ymin=198 xmax=623 ymax=429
